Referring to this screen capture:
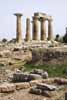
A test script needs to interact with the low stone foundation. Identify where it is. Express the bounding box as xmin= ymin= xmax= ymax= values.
xmin=31 ymin=47 xmax=67 ymax=64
